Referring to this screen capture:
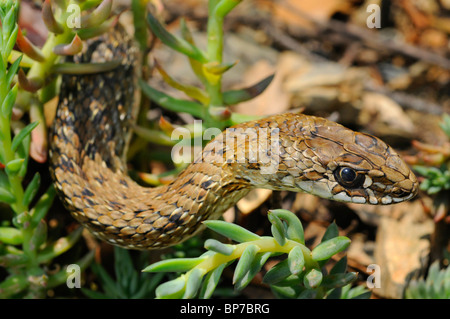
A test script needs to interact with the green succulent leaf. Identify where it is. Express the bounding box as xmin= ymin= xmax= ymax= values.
xmin=233 ymin=244 xmax=259 ymax=285
xmin=143 ymin=208 xmax=355 ymax=299
xmin=0 ymin=274 xmax=28 ymax=298
xmin=268 ymin=211 xmax=286 ymax=246
xmin=29 ymin=219 xmax=47 ymax=249
xmin=340 ymin=284 xmax=372 ymax=299
xmin=51 ymin=61 xmax=121 ymax=74
xmin=179 ymin=18 xmax=208 ymax=86
xmin=77 ymin=15 xmax=117 ymax=40
xmin=92 ymin=262 xmax=122 ymax=297
xmin=131 ymin=0 xmax=149 ymax=51
xmin=80 ymin=0 xmax=112 ymax=29
xmin=311 ymin=236 xmax=351 ymax=261
xmin=6 ymin=55 xmax=22 ymax=87
xmin=263 ymin=259 xmax=292 ymax=285
xmin=203 ymin=60 xmax=237 ymax=75
xmin=223 ymin=74 xmax=274 ymax=105
xmin=0 ymin=186 xmax=16 ymax=204
xmin=0 ymin=252 xmax=28 ymax=267
xmin=303 ymin=268 xmax=323 ymax=289
xmin=329 ymin=256 xmax=348 ymax=275
xmin=139 ymin=79 xmax=204 ymax=118
xmin=199 ymin=263 xmax=226 ymax=299
xmin=5 ymin=158 xmax=24 ymax=176
xmin=147 ymin=12 xmax=207 ymax=63
xmin=184 ymin=268 xmax=205 ymax=298
xmin=143 ymin=257 xmax=205 ymax=273
xmin=234 ymin=251 xmax=271 ymax=291
xmin=156 ymin=276 xmax=186 ymax=299
xmin=271 ymin=283 xmax=305 ymax=299
xmin=36 ymin=227 xmax=83 ymax=263
xmin=321 ymin=222 xmax=339 ymax=242
xmin=1 ymin=82 xmax=18 ymax=117
xmin=11 ymin=121 xmax=39 ymax=152
xmin=204 ymin=239 xmax=234 ymax=256
xmin=5 ymin=24 xmax=18 ymax=58
xmin=155 ymin=60 xmax=209 ymax=105
xmin=321 ymin=272 xmax=358 ymax=289
xmin=30 ymin=185 xmax=55 ymax=227
xmin=405 ymin=261 xmax=450 ymax=299
xmin=414 ymin=165 xmax=450 ymax=194
xmin=269 ymin=209 xmax=305 ymax=244
xmin=287 ymin=245 xmax=305 ymax=275
xmin=47 ymin=251 xmax=95 ymax=289
xmin=22 ymin=173 xmax=40 ymax=207
xmin=203 ymin=220 xmax=261 ymax=243
xmin=0 ymin=226 xmax=23 ymax=245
